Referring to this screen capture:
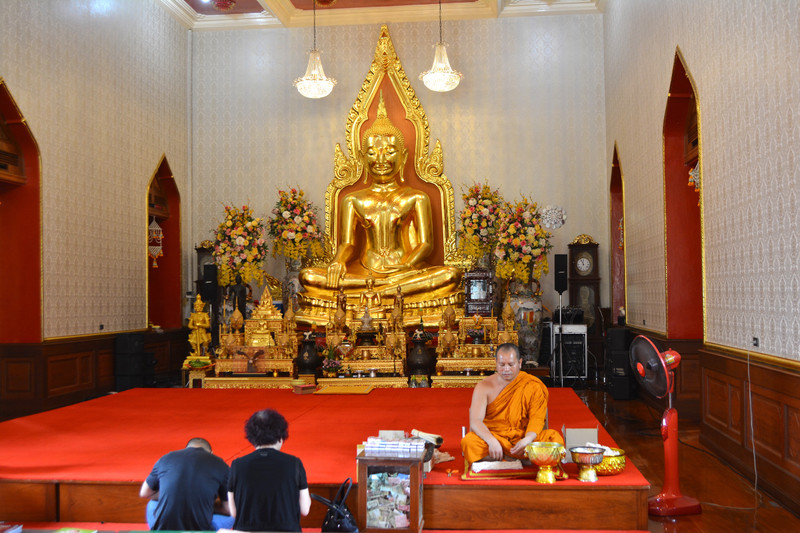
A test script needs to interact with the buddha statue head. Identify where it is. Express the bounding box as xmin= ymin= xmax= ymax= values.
xmin=360 ymin=93 xmax=408 ymax=184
